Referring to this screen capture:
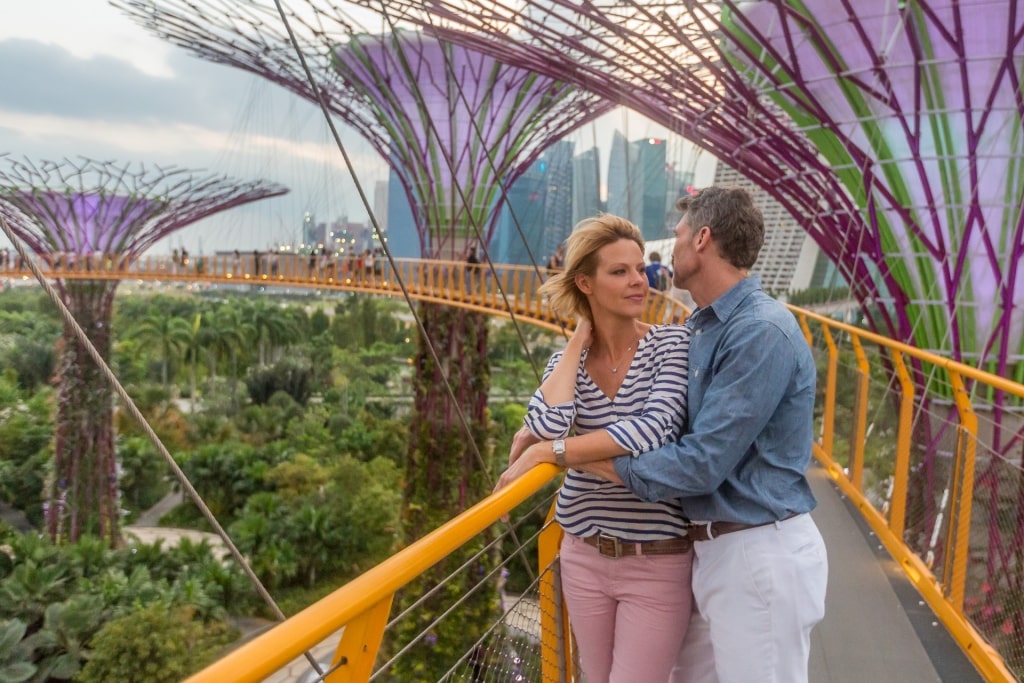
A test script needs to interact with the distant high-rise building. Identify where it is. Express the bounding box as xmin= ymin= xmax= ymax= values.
xmin=542 ymin=140 xmax=575 ymax=258
xmin=492 ymin=156 xmax=548 ymax=265
xmin=373 ymin=179 xmax=388 ymax=236
xmin=606 ymin=132 xmax=672 ymax=241
xmin=636 ymin=137 xmax=669 ymax=241
xmin=385 ymin=165 xmax=420 ymax=258
xmin=572 ymin=145 xmax=602 ymax=229
xmin=712 ymin=161 xmax=819 ymax=294
xmin=606 ymin=130 xmax=631 ymax=220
